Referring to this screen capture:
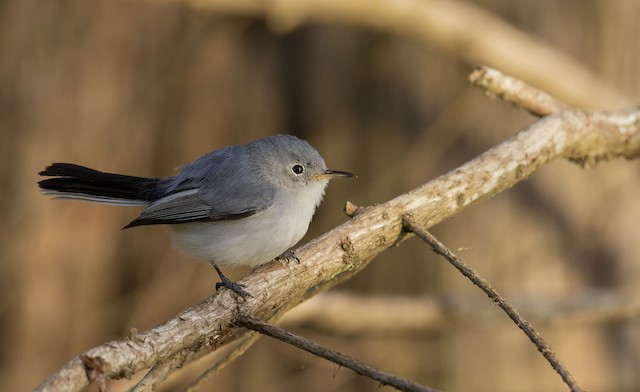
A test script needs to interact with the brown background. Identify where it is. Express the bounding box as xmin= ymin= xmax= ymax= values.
xmin=1 ymin=0 xmax=639 ymax=391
